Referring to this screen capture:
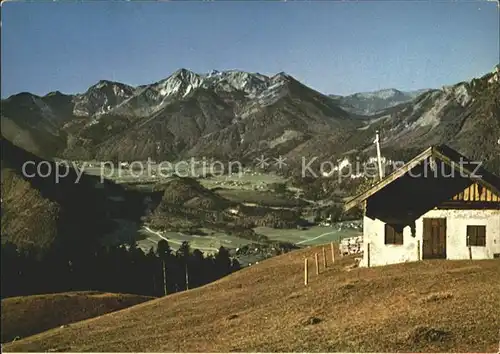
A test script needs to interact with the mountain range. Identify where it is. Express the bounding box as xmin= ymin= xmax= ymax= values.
xmin=329 ymin=88 xmax=431 ymax=115
xmin=1 ymin=65 xmax=499 ymax=254
xmin=2 ymin=66 xmax=499 ymax=174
